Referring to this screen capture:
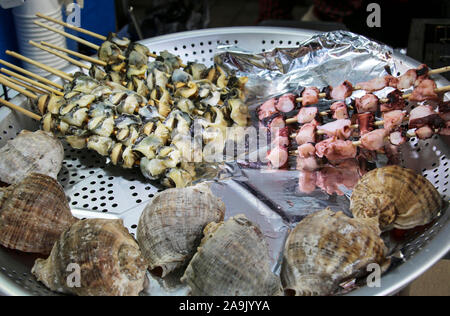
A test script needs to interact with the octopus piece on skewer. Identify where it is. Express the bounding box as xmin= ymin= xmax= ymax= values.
xmin=297 ymin=143 xmax=321 ymax=172
xmin=315 ymin=137 xmax=357 ymax=162
xmin=389 ymin=129 xmax=408 ymax=146
xmin=409 ymin=79 xmax=439 ymax=102
xmin=276 ymin=94 xmax=296 ymax=113
xmin=328 ymin=81 xmax=353 ymax=100
xmin=356 ymin=77 xmax=391 ymax=93
xmin=409 ymin=105 xmax=445 ymax=130
xmin=439 ymin=101 xmax=450 ymax=122
xmin=415 ymin=126 xmax=435 ymax=140
xmin=356 ymin=112 xmax=375 ymax=135
xmin=294 ymin=107 xmax=320 ymax=124
xmin=295 ymin=122 xmax=318 ymax=146
xmin=360 ymin=129 xmax=389 ymax=151
xmin=355 ymin=94 xmax=379 ymax=113
xmin=381 ymin=89 xmax=407 ymax=112
xmin=267 ymin=127 xmax=289 ymax=169
xmin=330 ymin=102 xmax=349 ymax=120
xmin=317 ymin=119 xmax=353 ymax=140
xmin=382 ymin=110 xmax=407 ymax=132
xmin=301 ymin=87 xmax=320 ymax=106
xmin=258 ymin=98 xmax=278 ymax=121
